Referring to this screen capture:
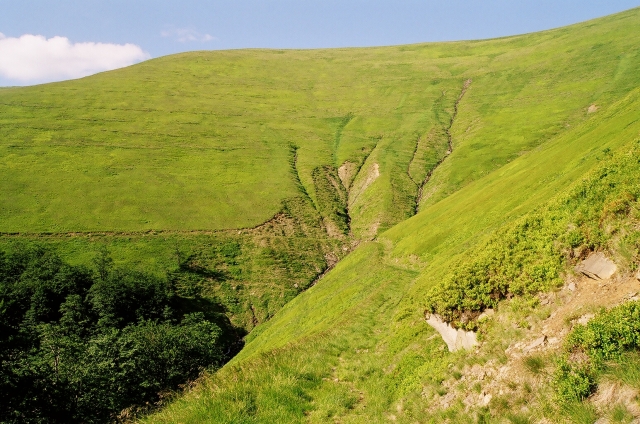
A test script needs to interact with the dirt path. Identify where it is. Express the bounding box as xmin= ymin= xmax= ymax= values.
xmin=0 ymin=211 xmax=328 ymax=240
